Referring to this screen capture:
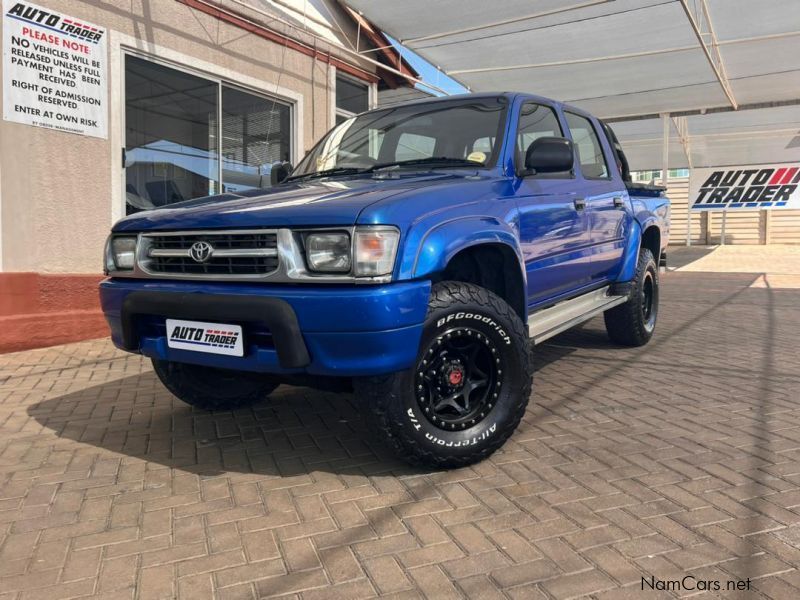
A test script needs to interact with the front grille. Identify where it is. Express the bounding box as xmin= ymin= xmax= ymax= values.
xmin=143 ymin=231 xmax=278 ymax=277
